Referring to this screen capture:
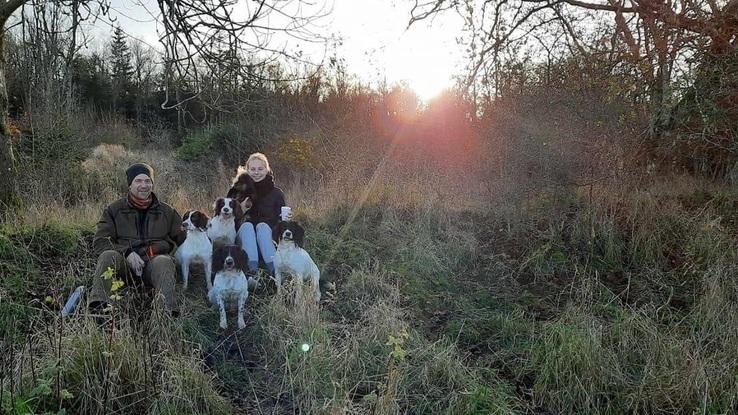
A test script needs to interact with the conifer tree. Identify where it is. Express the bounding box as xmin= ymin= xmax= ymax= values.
xmin=110 ymin=25 xmax=133 ymax=114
